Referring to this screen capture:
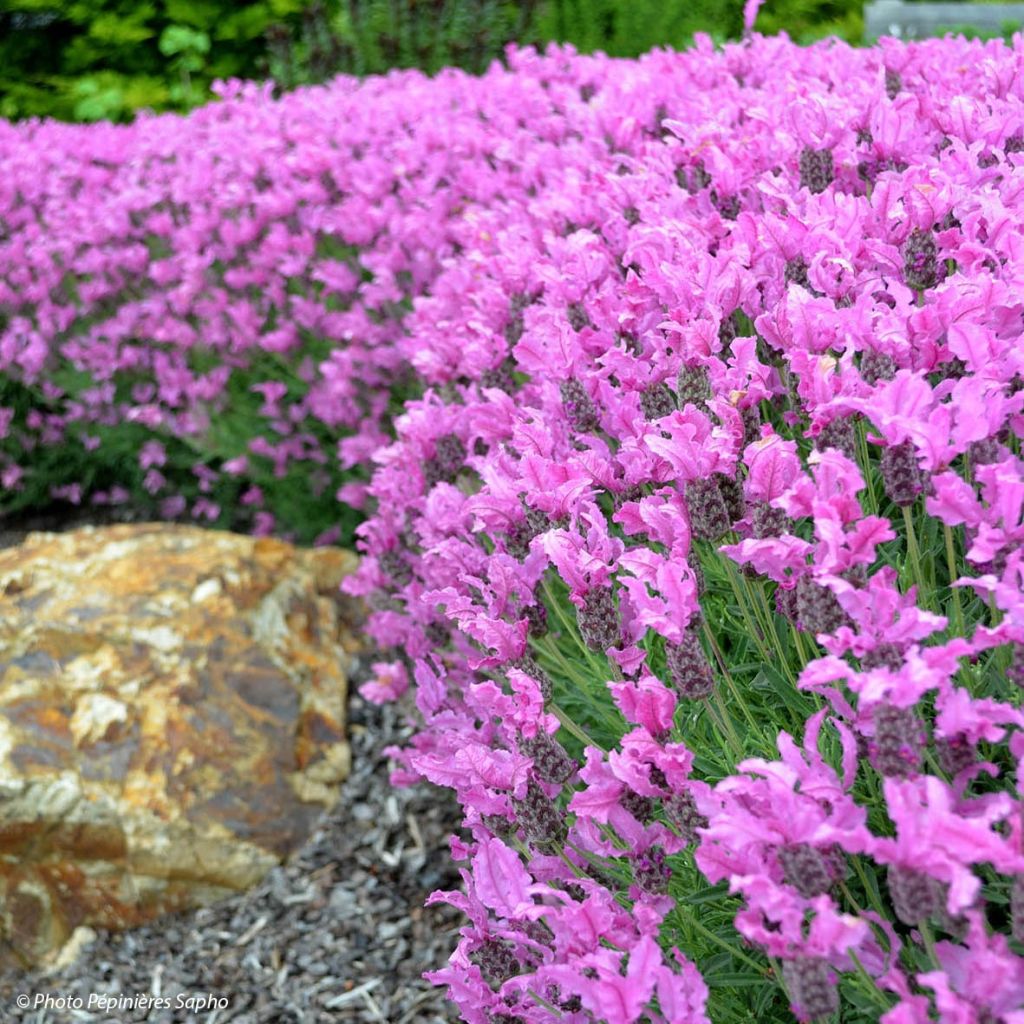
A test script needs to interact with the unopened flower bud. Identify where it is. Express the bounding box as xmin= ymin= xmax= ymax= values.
xmin=379 ymin=549 xmax=413 ymax=587
xmin=776 ymin=584 xmax=799 ymax=622
xmin=929 ymin=878 xmax=968 ymax=940
xmin=423 ymin=433 xmax=467 ymax=489
xmin=1008 ymin=644 xmax=1024 ymax=690
xmin=688 ymin=549 xmax=706 ymax=597
xmin=968 ymin=437 xmax=1002 ymax=470
xmin=752 ymin=502 xmax=792 ymax=539
xmin=784 ymin=255 xmax=812 ymax=290
xmin=567 ymin=302 xmax=591 ymax=332
xmin=676 ymin=363 xmax=712 ymax=409
xmin=815 ymin=415 xmax=857 ymax=460
xmin=861 ymin=642 xmax=904 ymax=672
xmin=712 ymin=191 xmax=740 ymax=220
xmin=620 ymin=788 xmax=656 ymax=824
xmin=1012 ymin=875 xmax=1024 ymax=944
xmin=688 ymin=160 xmax=712 ymax=192
xmin=860 ymin=350 xmax=896 ymax=385
xmin=778 ymin=843 xmax=835 ymax=899
xmin=719 ymin=312 xmax=739 ymax=349
xmin=715 ymin=472 xmax=746 ymax=523
xmin=935 ymin=733 xmax=977 ymax=778
xmin=522 ymin=601 xmax=547 ymax=639
xmin=424 ymin=620 xmax=451 ymax=648
xmin=471 ymin=938 xmax=522 ymax=985
xmin=482 ymin=814 xmax=517 ymax=841
xmin=482 ymin=355 xmax=518 ymax=392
